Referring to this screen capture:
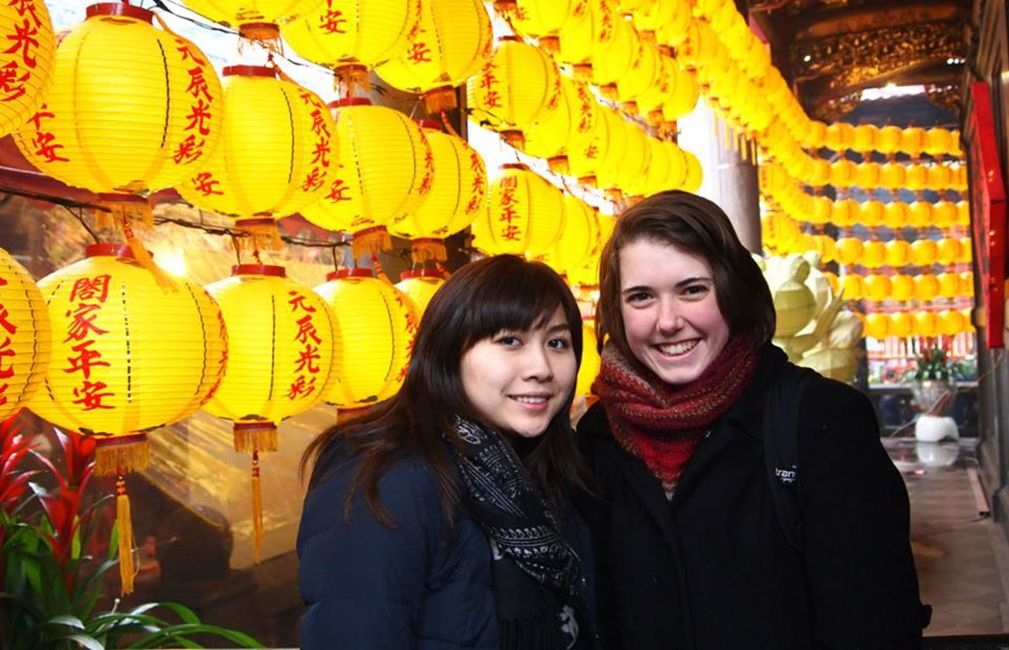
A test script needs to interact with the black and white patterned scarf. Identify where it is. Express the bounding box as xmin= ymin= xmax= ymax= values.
xmin=448 ymin=417 xmax=590 ymax=650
